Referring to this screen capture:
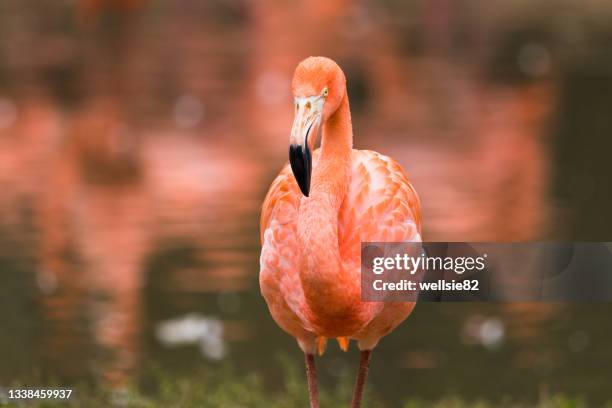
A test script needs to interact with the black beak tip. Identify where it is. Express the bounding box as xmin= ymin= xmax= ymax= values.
xmin=289 ymin=144 xmax=312 ymax=197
